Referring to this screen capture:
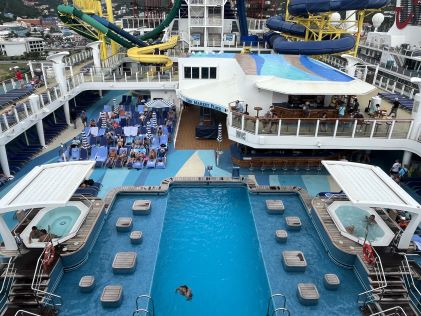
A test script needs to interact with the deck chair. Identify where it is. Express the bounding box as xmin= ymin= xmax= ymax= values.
xmin=132 ymin=159 xmax=144 ymax=170
xmin=104 ymin=105 xmax=111 ymax=112
xmin=89 ymin=146 xmax=98 ymax=160
xmin=156 ymin=157 xmax=166 ymax=169
xmin=159 ymin=135 xmax=168 ymax=147
xmin=80 ymin=148 xmax=88 ymax=160
xmin=90 ymin=127 xmax=99 ymax=137
xmin=146 ymin=159 xmax=156 ymax=168
xmin=137 ymin=104 xmax=144 ymax=113
xmin=70 ymin=147 xmax=80 ymax=160
xmin=94 ymin=146 xmax=108 ymax=167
